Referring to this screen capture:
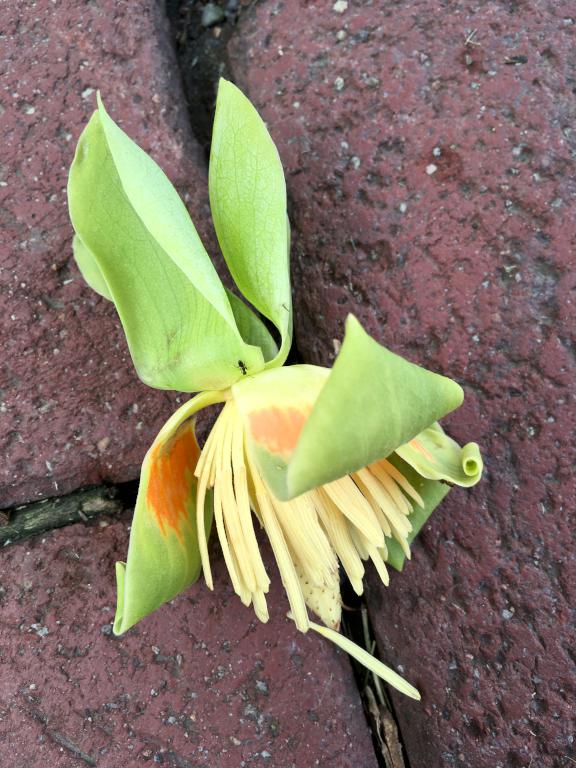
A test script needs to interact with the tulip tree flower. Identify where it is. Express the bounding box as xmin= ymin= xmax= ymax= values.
xmin=68 ymin=79 xmax=482 ymax=701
